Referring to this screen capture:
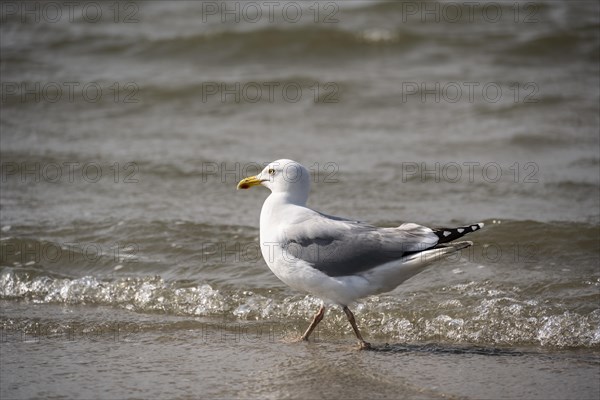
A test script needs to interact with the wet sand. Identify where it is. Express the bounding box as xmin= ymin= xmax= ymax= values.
xmin=2 ymin=302 xmax=598 ymax=400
